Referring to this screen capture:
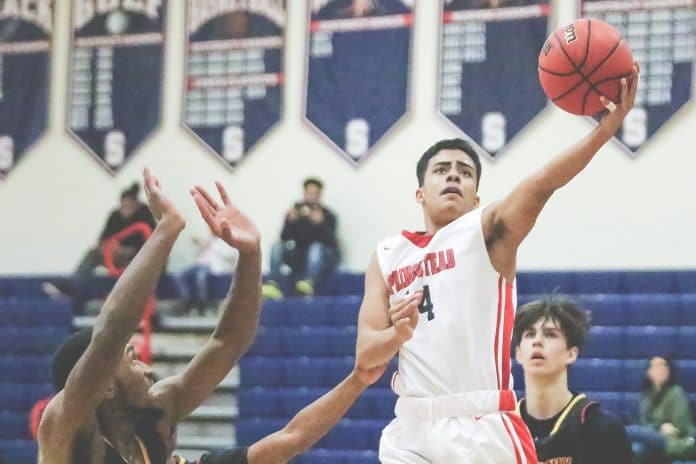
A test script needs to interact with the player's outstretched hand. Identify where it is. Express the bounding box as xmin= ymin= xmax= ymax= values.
xmin=389 ymin=291 xmax=423 ymax=344
xmin=191 ymin=181 xmax=260 ymax=254
xmin=598 ymin=64 xmax=639 ymax=136
xmin=143 ymin=167 xmax=183 ymax=228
